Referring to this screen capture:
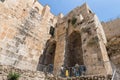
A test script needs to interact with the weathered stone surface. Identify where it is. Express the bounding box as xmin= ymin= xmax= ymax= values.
xmin=53 ymin=3 xmax=112 ymax=76
xmin=0 ymin=65 xmax=54 ymax=80
xmin=0 ymin=0 xmax=120 ymax=79
xmin=0 ymin=0 xmax=57 ymax=71
xmin=102 ymin=18 xmax=120 ymax=40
